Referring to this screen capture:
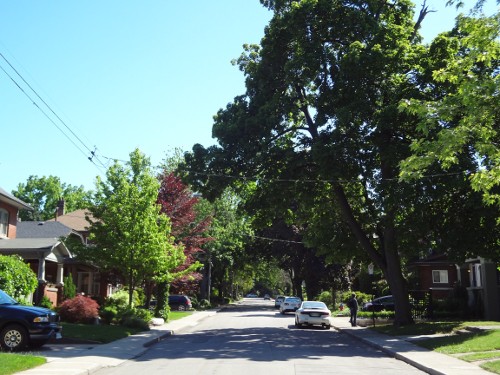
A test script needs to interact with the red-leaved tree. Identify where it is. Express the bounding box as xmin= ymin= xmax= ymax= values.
xmin=157 ymin=173 xmax=212 ymax=295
